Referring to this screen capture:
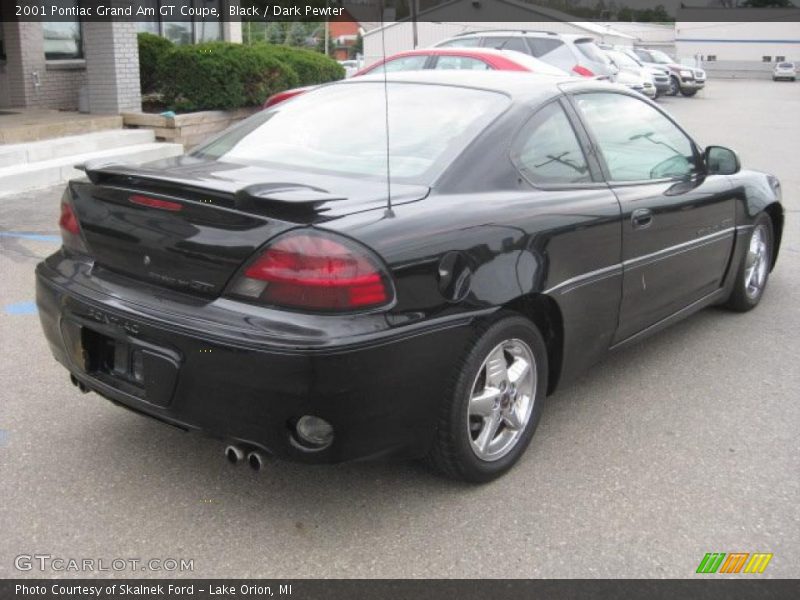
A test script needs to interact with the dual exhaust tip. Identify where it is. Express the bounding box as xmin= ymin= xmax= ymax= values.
xmin=225 ymin=444 xmax=267 ymax=472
